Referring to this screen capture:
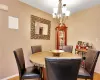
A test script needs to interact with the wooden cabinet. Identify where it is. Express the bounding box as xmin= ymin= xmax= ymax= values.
xmin=55 ymin=24 xmax=67 ymax=50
